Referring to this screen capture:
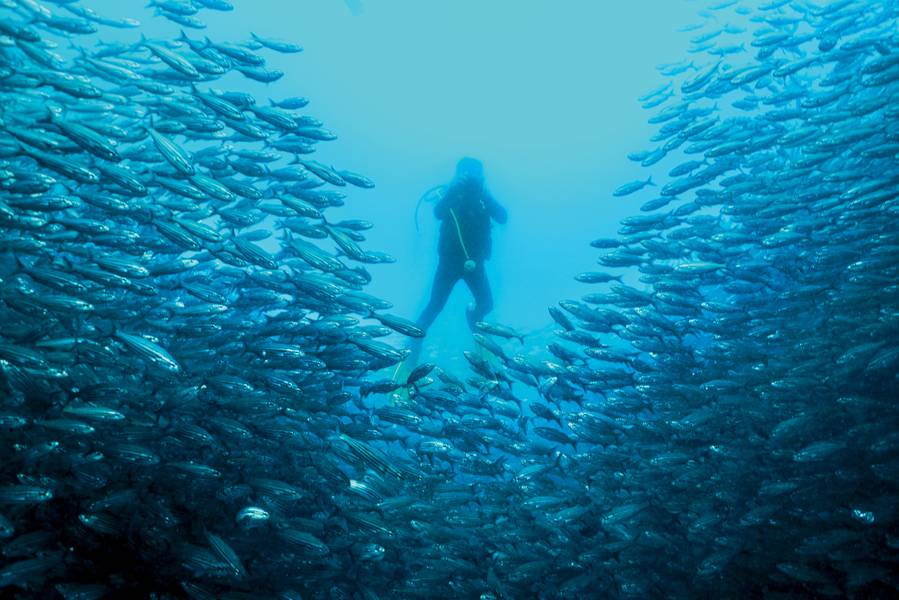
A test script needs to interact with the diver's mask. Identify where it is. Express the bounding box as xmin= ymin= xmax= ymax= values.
xmin=457 ymin=174 xmax=483 ymax=193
